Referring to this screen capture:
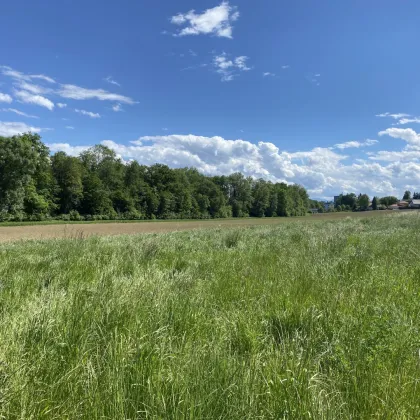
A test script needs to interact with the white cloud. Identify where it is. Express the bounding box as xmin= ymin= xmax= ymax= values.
xmin=65 ymin=126 xmax=75 ymax=130
xmin=234 ymin=56 xmax=250 ymax=71
xmin=189 ymin=49 xmax=198 ymax=57
xmin=170 ymin=2 xmax=239 ymax=38
xmin=47 ymin=133 xmax=420 ymax=198
xmin=57 ymin=103 xmax=67 ymax=108
xmin=58 ymin=84 xmax=135 ymax=104
xmin=396 ymin=117 xmax=420 ymax=125
xmin=112 ymin=103 xmax=123 ymax=112
xmin=104 ymin=76 xmax=121 ymax=87
xmin=281 ymin=65 xmax=290 ymax=69
xmin=0 ymin=66 xmax=56 ymax=83
xmin=30 ymin=74 xmax=55 ymax=83
xmin=2 ymin=65 xmax=137 ymax=107
xmin=376 ymin=112 xmax=410 ymax=119
xmin=379 ymin=127 xmax=420 ymax=147
xmin=263 ymin=72 xmax=275 ymax=77
xmin=213 ymin=53 xmax=251 ymax=81
xmin=334 ymin=139 xmax=378 ymax=149
xmin=1 ymin=108 xmax=38 ymax=119
xmin=75 ymin=108 xmax=101 ymax=118
xmin=14 ymin=90 xmax=54 ymax=110
xmin=0 ymin=121 xmax=41 ymax=136
xmin=16 ymin=81 xmax=53 ymax=95
xmin=46 ymin=142 xmax=89 ymax=156
xmin=0 ymin=93 xmax=13 ymax=103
